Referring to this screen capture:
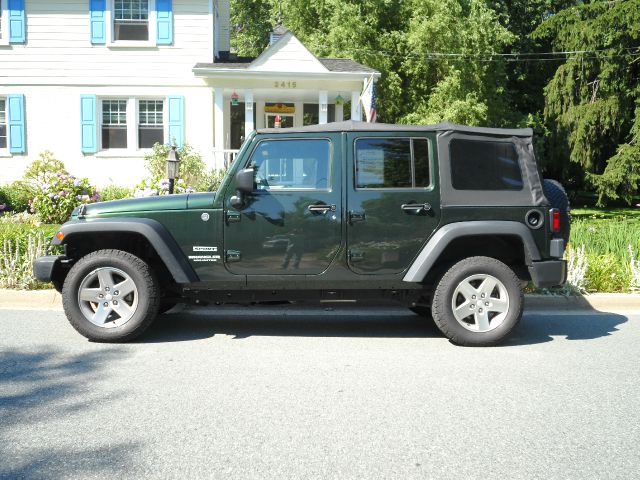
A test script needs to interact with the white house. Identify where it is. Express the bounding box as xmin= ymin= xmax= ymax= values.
xmin=0 ymin=0 xmax=379 ymax=186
